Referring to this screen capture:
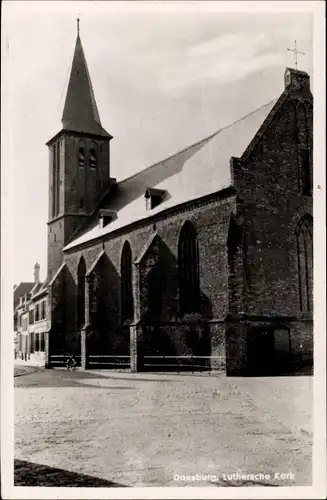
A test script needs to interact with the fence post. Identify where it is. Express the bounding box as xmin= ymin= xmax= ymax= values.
xmin=81 ymin=327 xmax=89 ymax=370
xmin=130 ymin=324 xmax=140 ymax=372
